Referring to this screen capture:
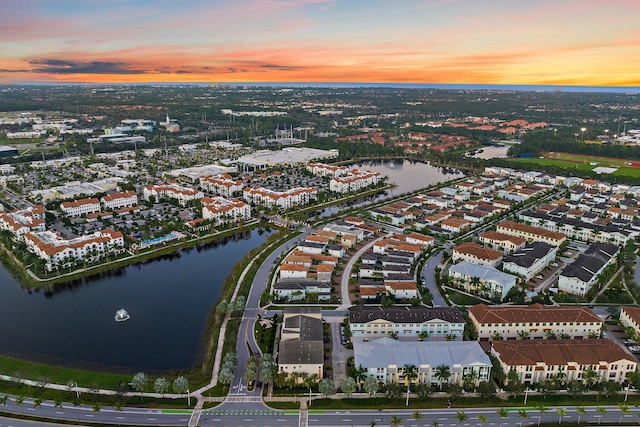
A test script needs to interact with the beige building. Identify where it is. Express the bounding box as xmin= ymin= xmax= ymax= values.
xmin=452 ymin=242 xmax=503 ymax=267
xmin=496 ymin=220 xmax=566 ymax=247
xmin=620 ymin=306 xmax=640 ymax=336
xmin=492 ymin=339 xmax=636 ymax=385
xmin=469 ymin=304 xmax=603 ymax=340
